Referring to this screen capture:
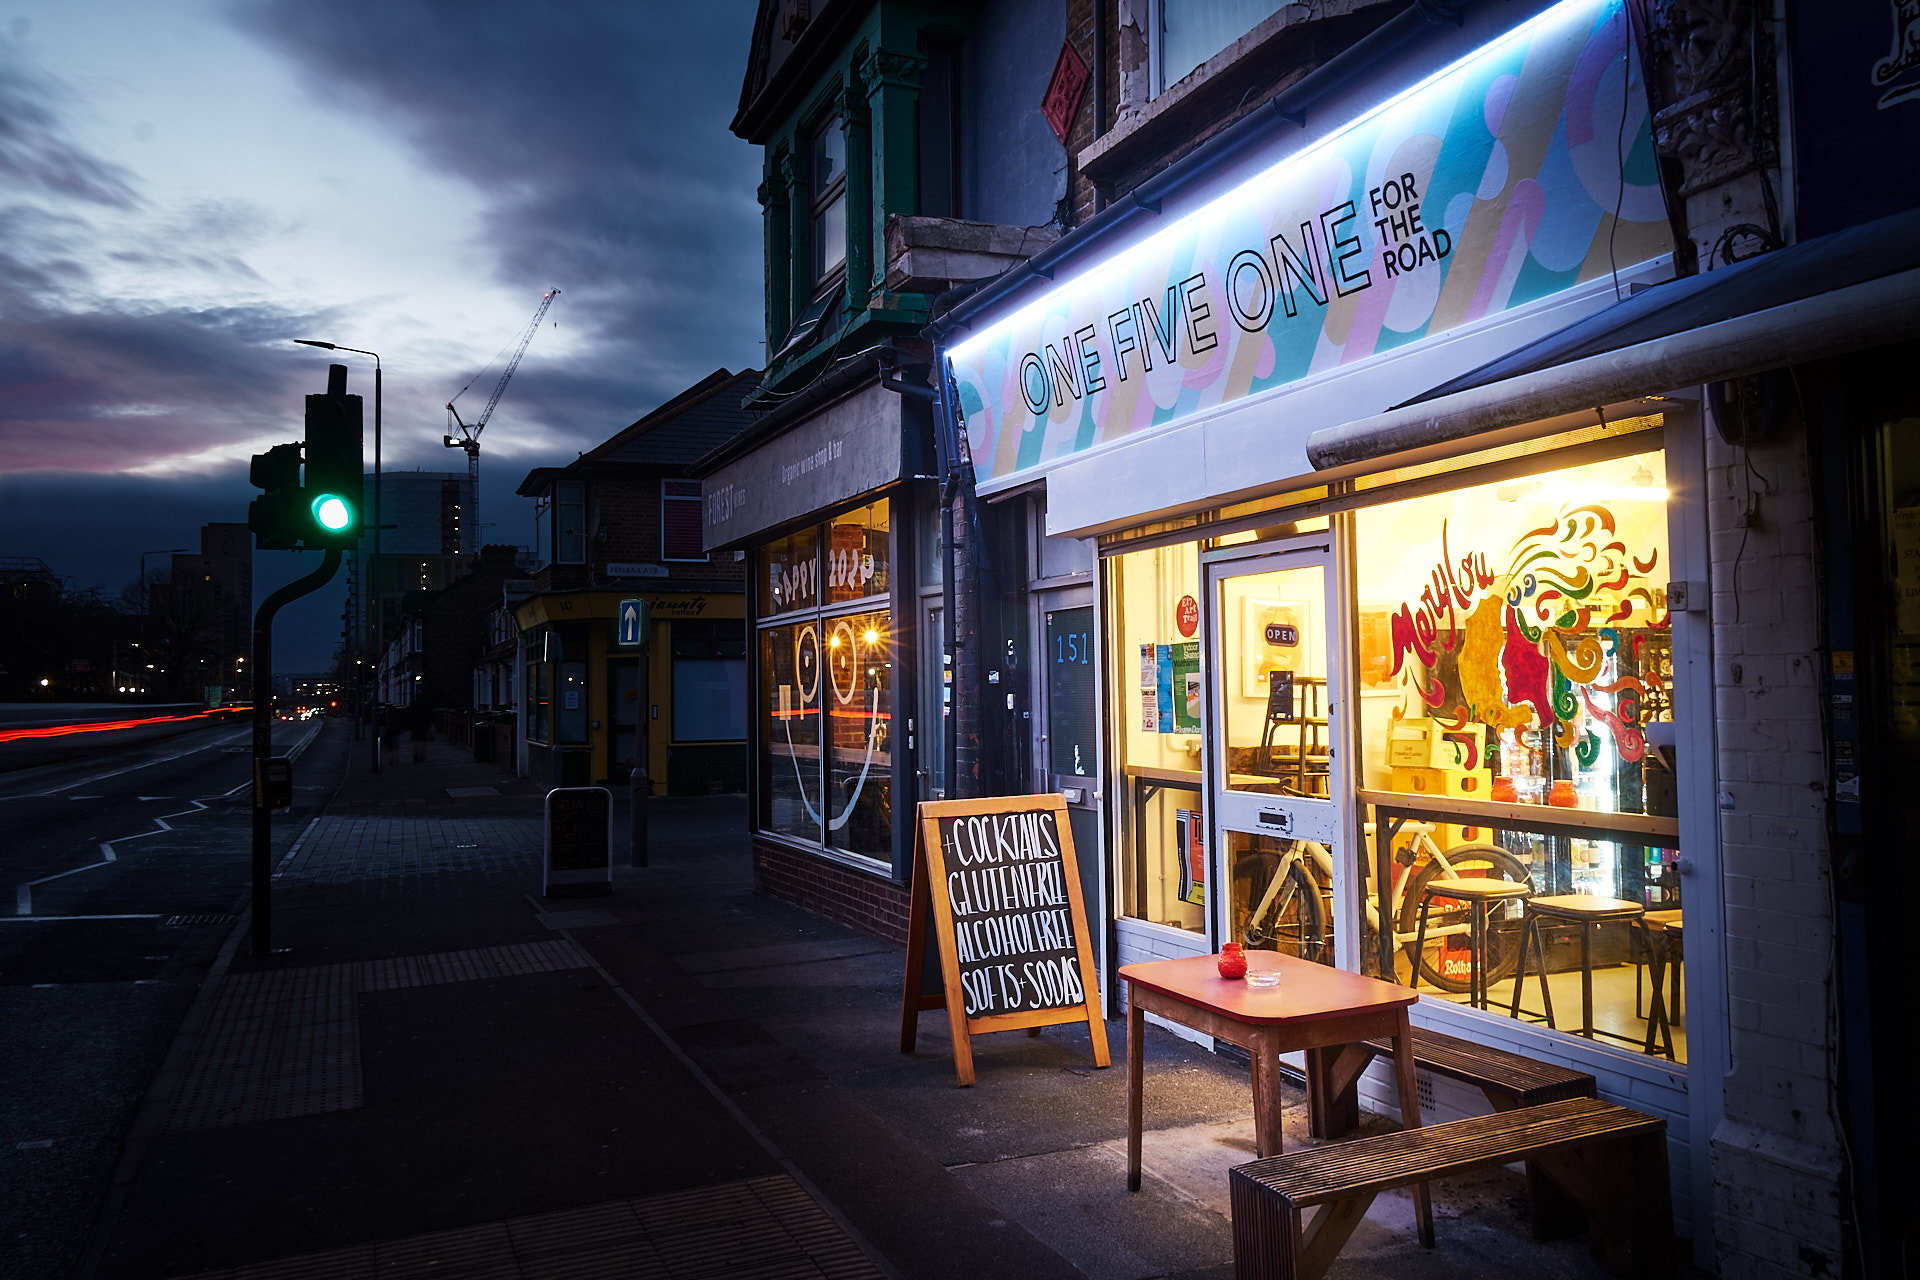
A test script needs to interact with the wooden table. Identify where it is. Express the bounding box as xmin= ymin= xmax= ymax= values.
xmin=1121 ymin=952 xmax=1433 ymax=1245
